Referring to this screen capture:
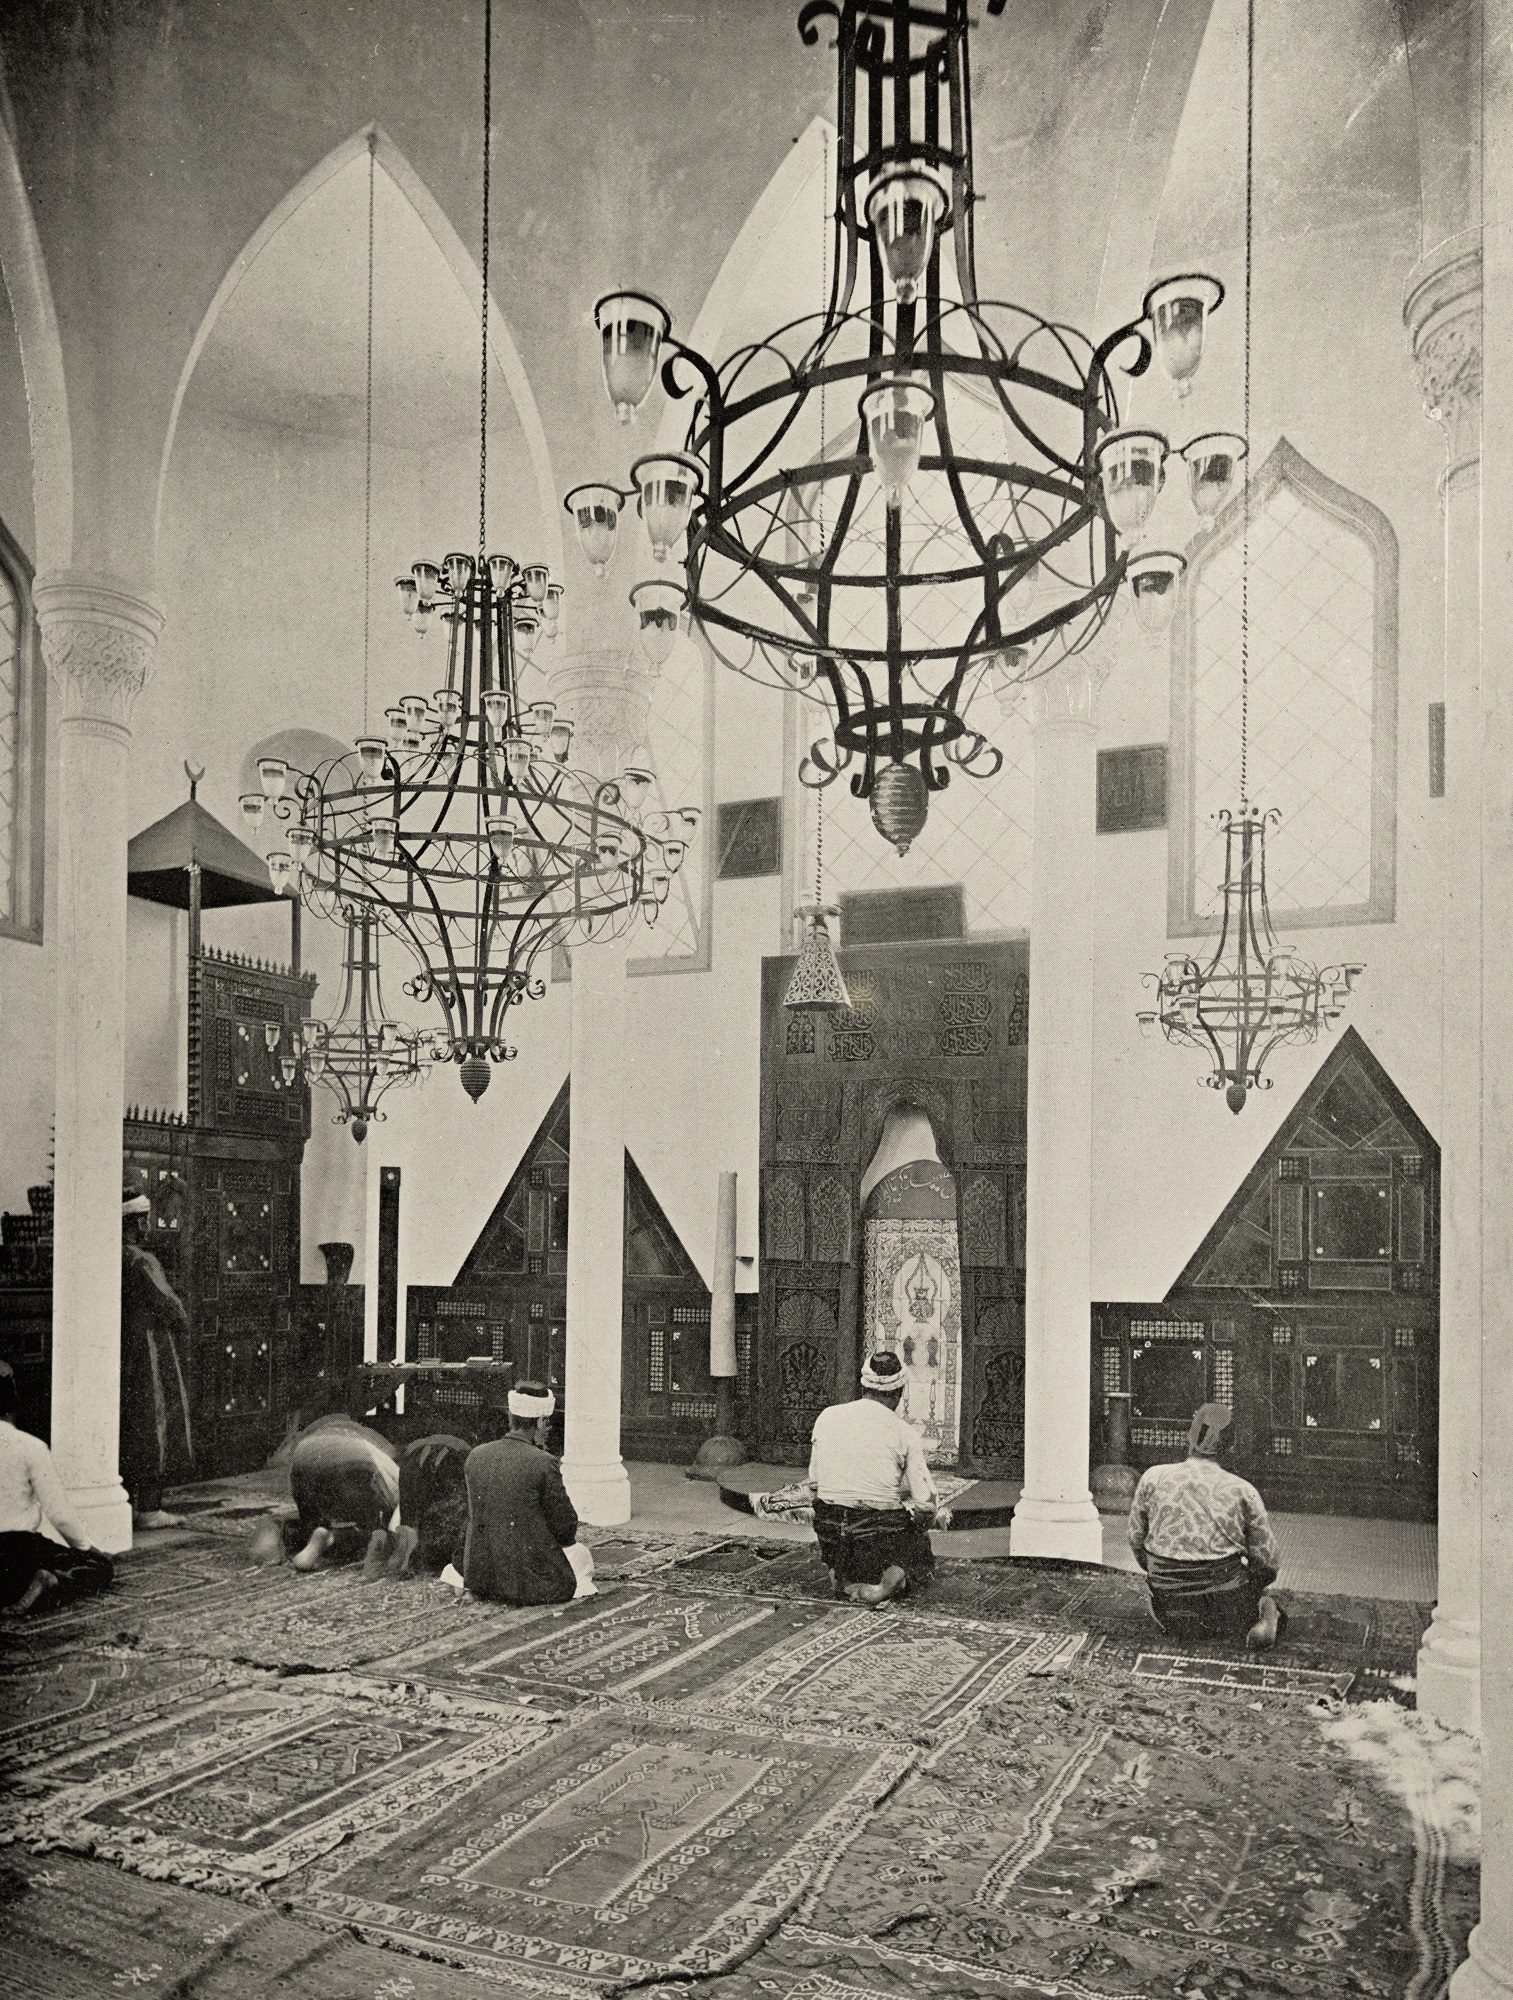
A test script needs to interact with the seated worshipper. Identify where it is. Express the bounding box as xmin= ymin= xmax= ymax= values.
xmin=362 ymin=1432 xmax=472 ymax=1578
xmin=120 ymin=1186 xmax=194 ymax=1529
xmin=248 ymin=1414 xmax=400 ymax=1571
xmin=0 ymin=1362 xmax=113 ymax=1614
xmin=808 ymin=1350 xmax=950 ymax=1607
xmin=1127 ymin=1401 xmax=1284 ymax=1649
xmin=461 ymin=1383 xmax=596 ymax=1605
